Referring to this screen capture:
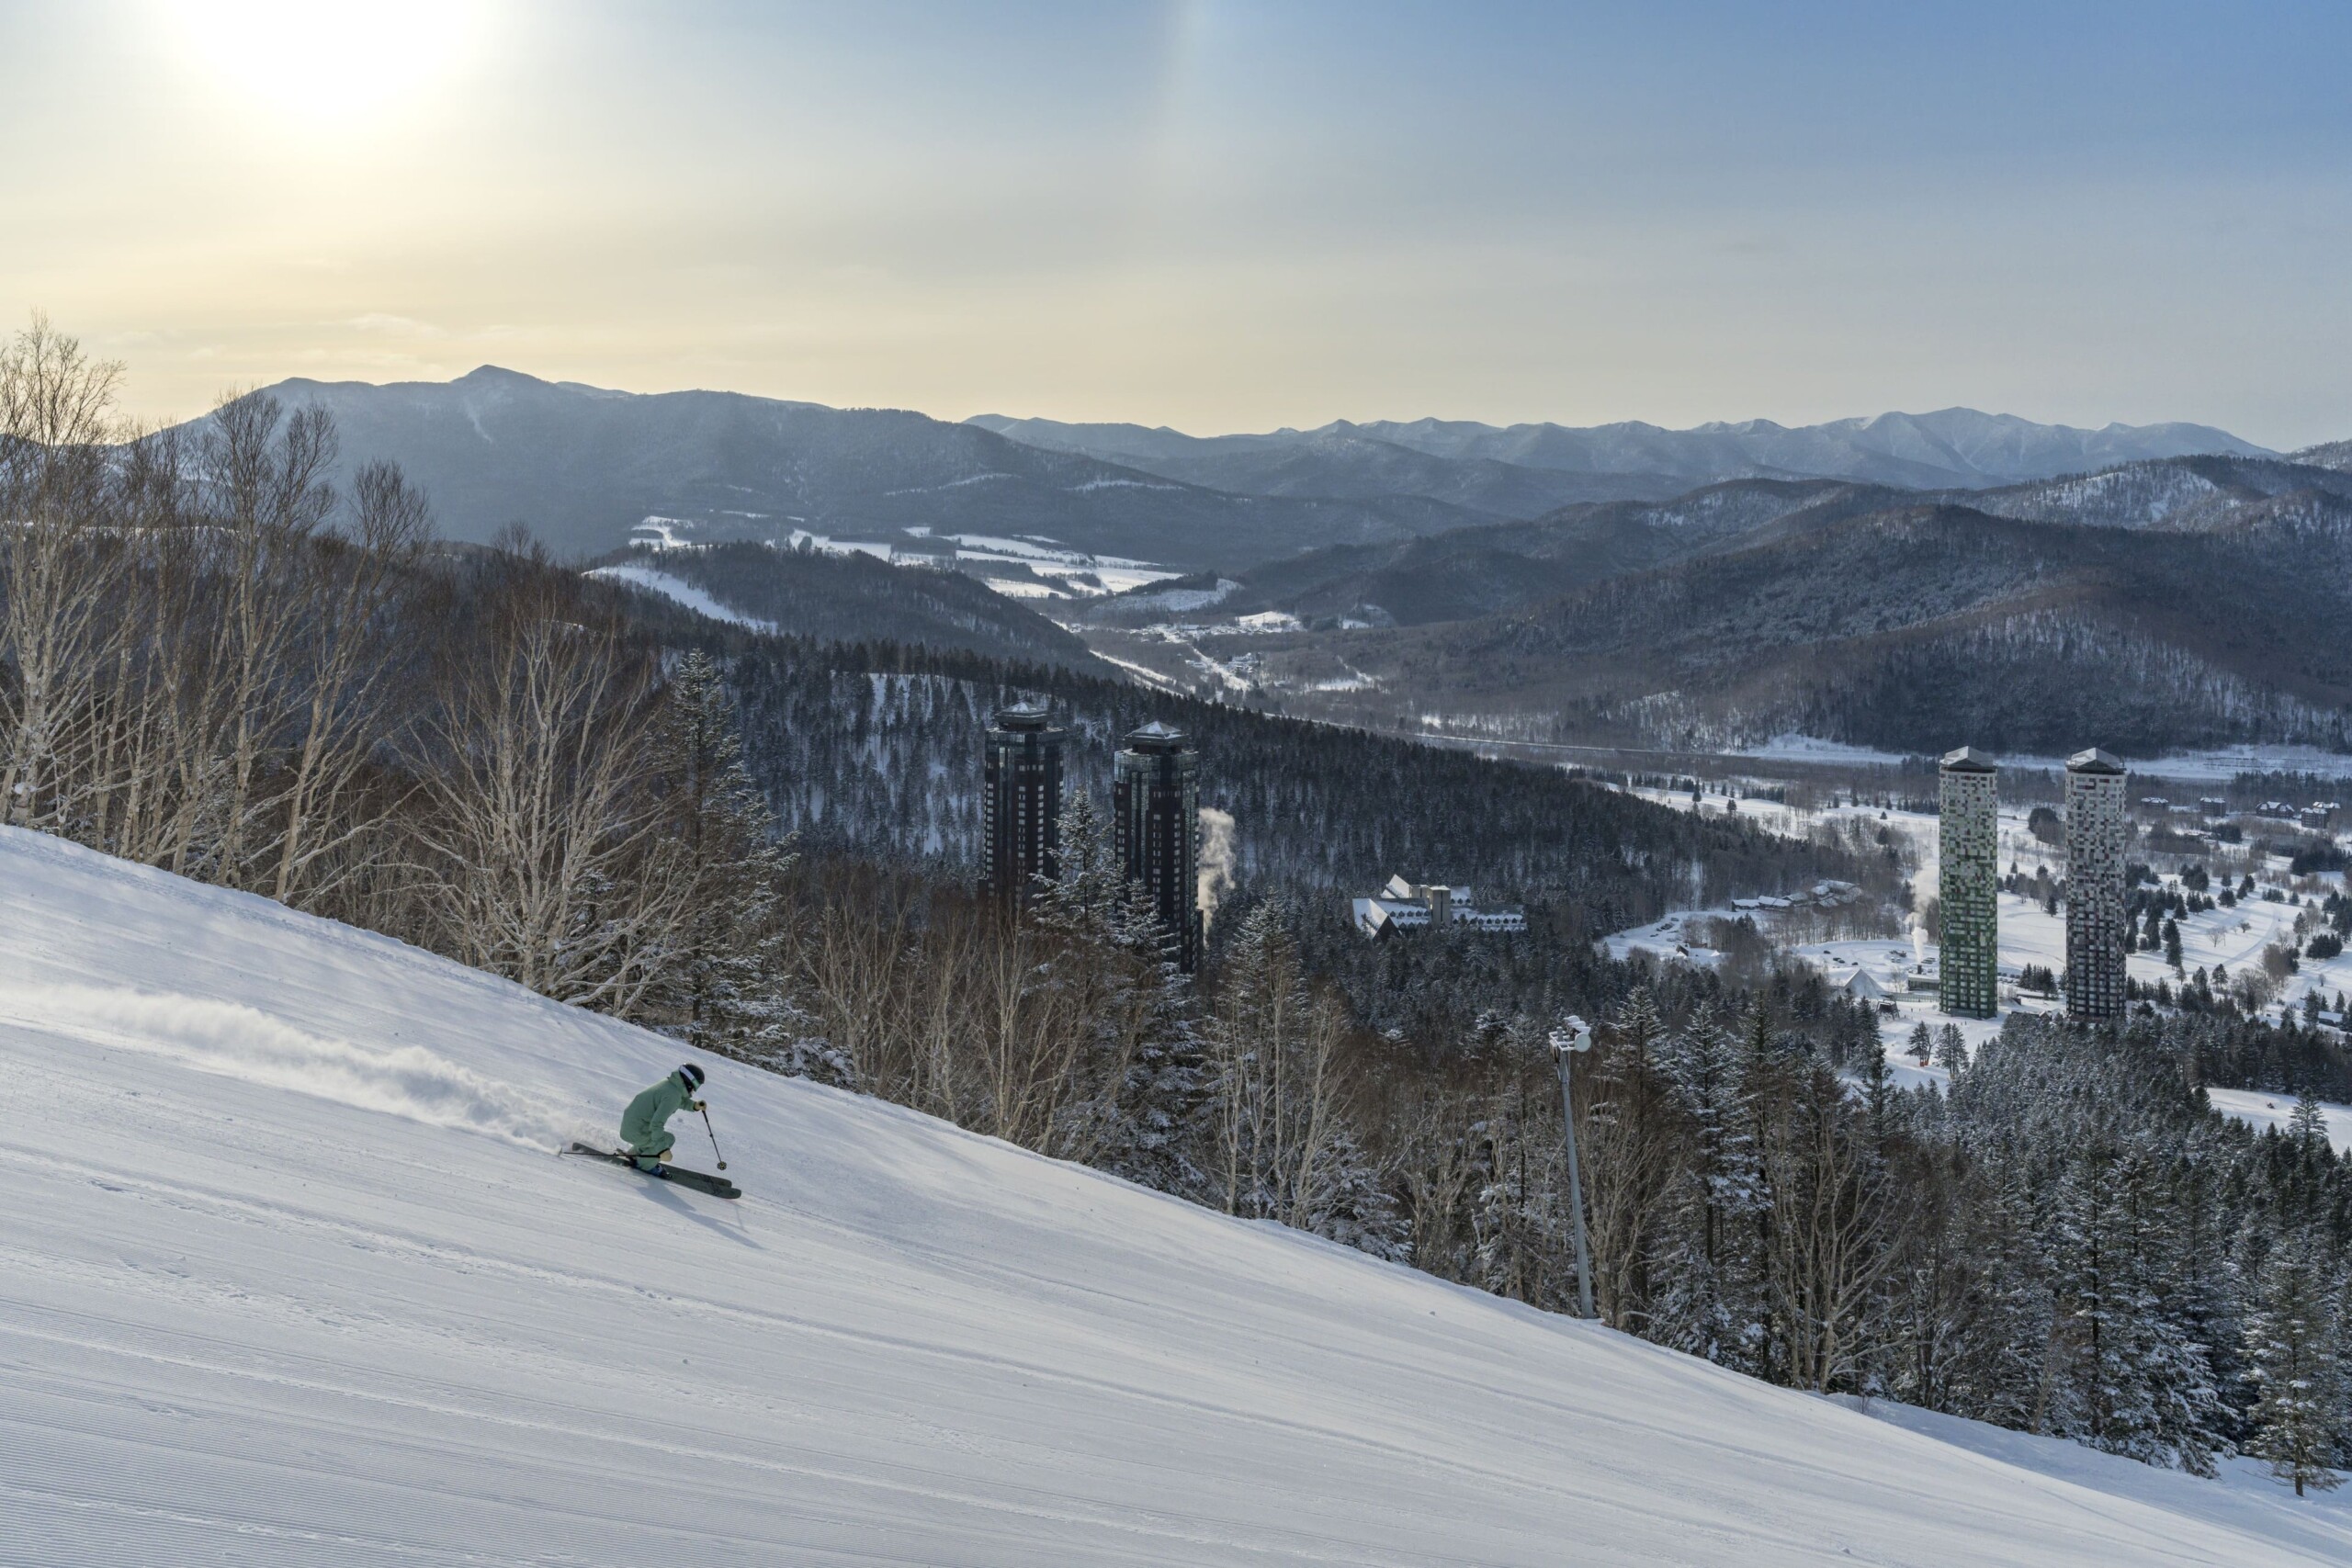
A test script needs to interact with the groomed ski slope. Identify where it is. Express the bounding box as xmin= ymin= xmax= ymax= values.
xmin=0 ymin=827 xmax=2342 ymax=1567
